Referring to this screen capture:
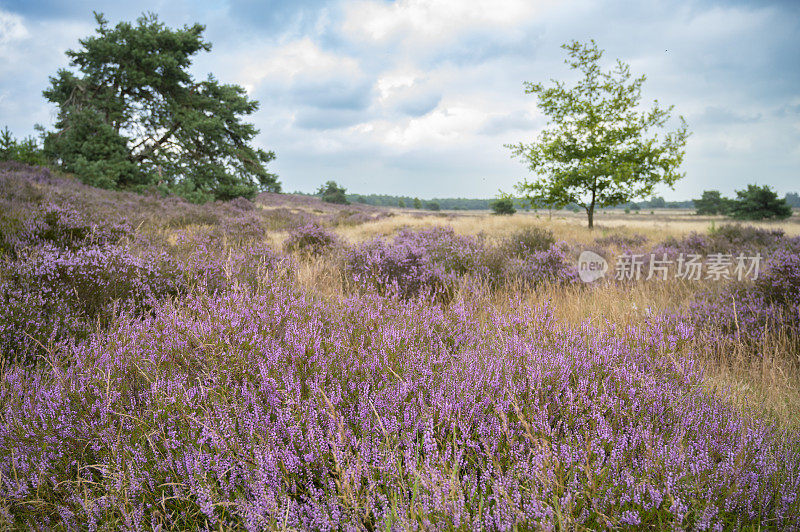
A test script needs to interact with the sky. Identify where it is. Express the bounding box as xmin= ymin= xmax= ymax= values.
xmin=0 ymin=0 xmax=798 ymax=200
